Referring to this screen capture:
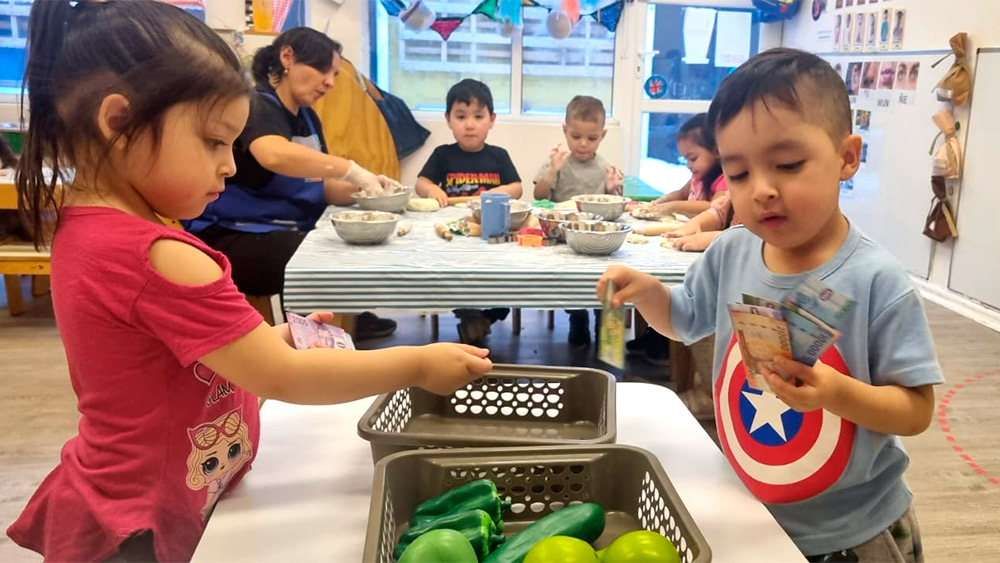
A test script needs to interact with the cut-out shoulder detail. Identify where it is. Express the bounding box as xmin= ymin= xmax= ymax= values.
xmin=149 ymin=238 xmax=224 ymax=286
